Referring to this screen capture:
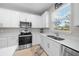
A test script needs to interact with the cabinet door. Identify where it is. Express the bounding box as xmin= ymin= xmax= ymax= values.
xmin=40 ymin=35 xmax=48 ymax=53
xmin=19 ymin=12 xmax=31 ymax=22
xmin=6 ymin=11 xmax=19 ymax=28
xmin=40 ymin=35 xmax=46 ymax=49
xmin=46 ymin=38 xmax=61 ymax=56
xmin=30 ymin=14 xmax=43 ymax=28
xmin=0 ymin=38 xmax=7 ymax=48
xmin=42 ymin=11 xmax=49 ymax=28
xmin=32 ymin=32 xmax=41 ymax=45
xmin=8 ymin=37 xmax=18 ymax=47
xmin=0 ymin=8 xmax=19 ymax=28
xmin=72 ymin=4 xmax=79 ymax=26
xmin=40 ymin=35 xmax=61 ymax=56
